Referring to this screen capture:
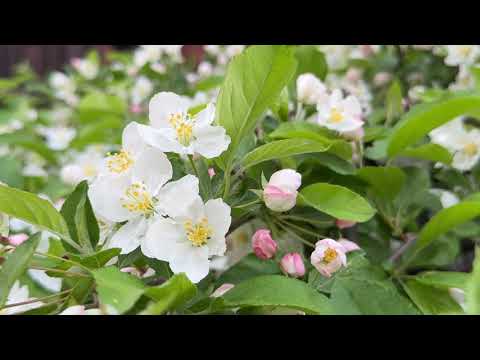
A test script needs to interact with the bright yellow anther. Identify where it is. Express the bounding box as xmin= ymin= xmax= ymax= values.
xmin=120 ymin=182 xmax=154 ymax=216
xmin=329 ymin=108 xmax=344 ymax=123
xmin=323 ymin=248 xmax=338 ymax=264
xmin=168 ymin=112 xmax=195 ymax=146
xmin=184 ymin=217 xmax=212 ymax=247
xmin=107 ymin=150 xmax=134 ymax=174
xmin=463 ymin=143 xmax=478 ymax=157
